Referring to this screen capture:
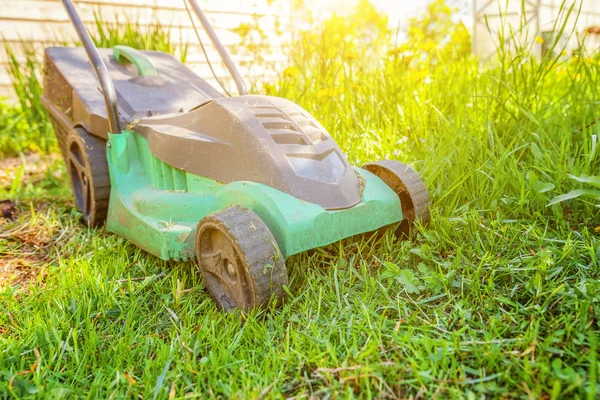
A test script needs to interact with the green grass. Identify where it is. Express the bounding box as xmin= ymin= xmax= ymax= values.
xmin=1 ymin=1 xmax=599 ymax=398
